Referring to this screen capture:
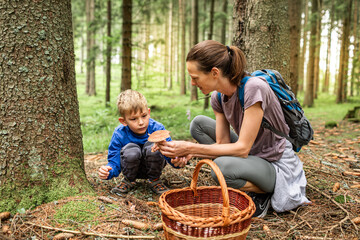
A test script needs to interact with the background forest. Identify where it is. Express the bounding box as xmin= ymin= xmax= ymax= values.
xmin=0 ymin=0 xmax=359 ymax=239
xmin=72 ymin=0 xmax=360 ymax=153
